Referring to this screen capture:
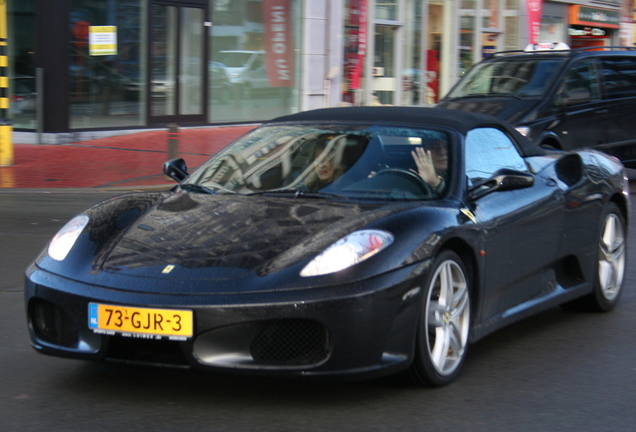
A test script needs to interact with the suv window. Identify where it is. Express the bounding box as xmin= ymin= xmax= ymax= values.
xmin=558 ymin=59 xmax=600 ymax=105
xmin=465 ymin=128 xmax=527 ymax=186
xmin=598 ymin=56 xmax=636 ymax=99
